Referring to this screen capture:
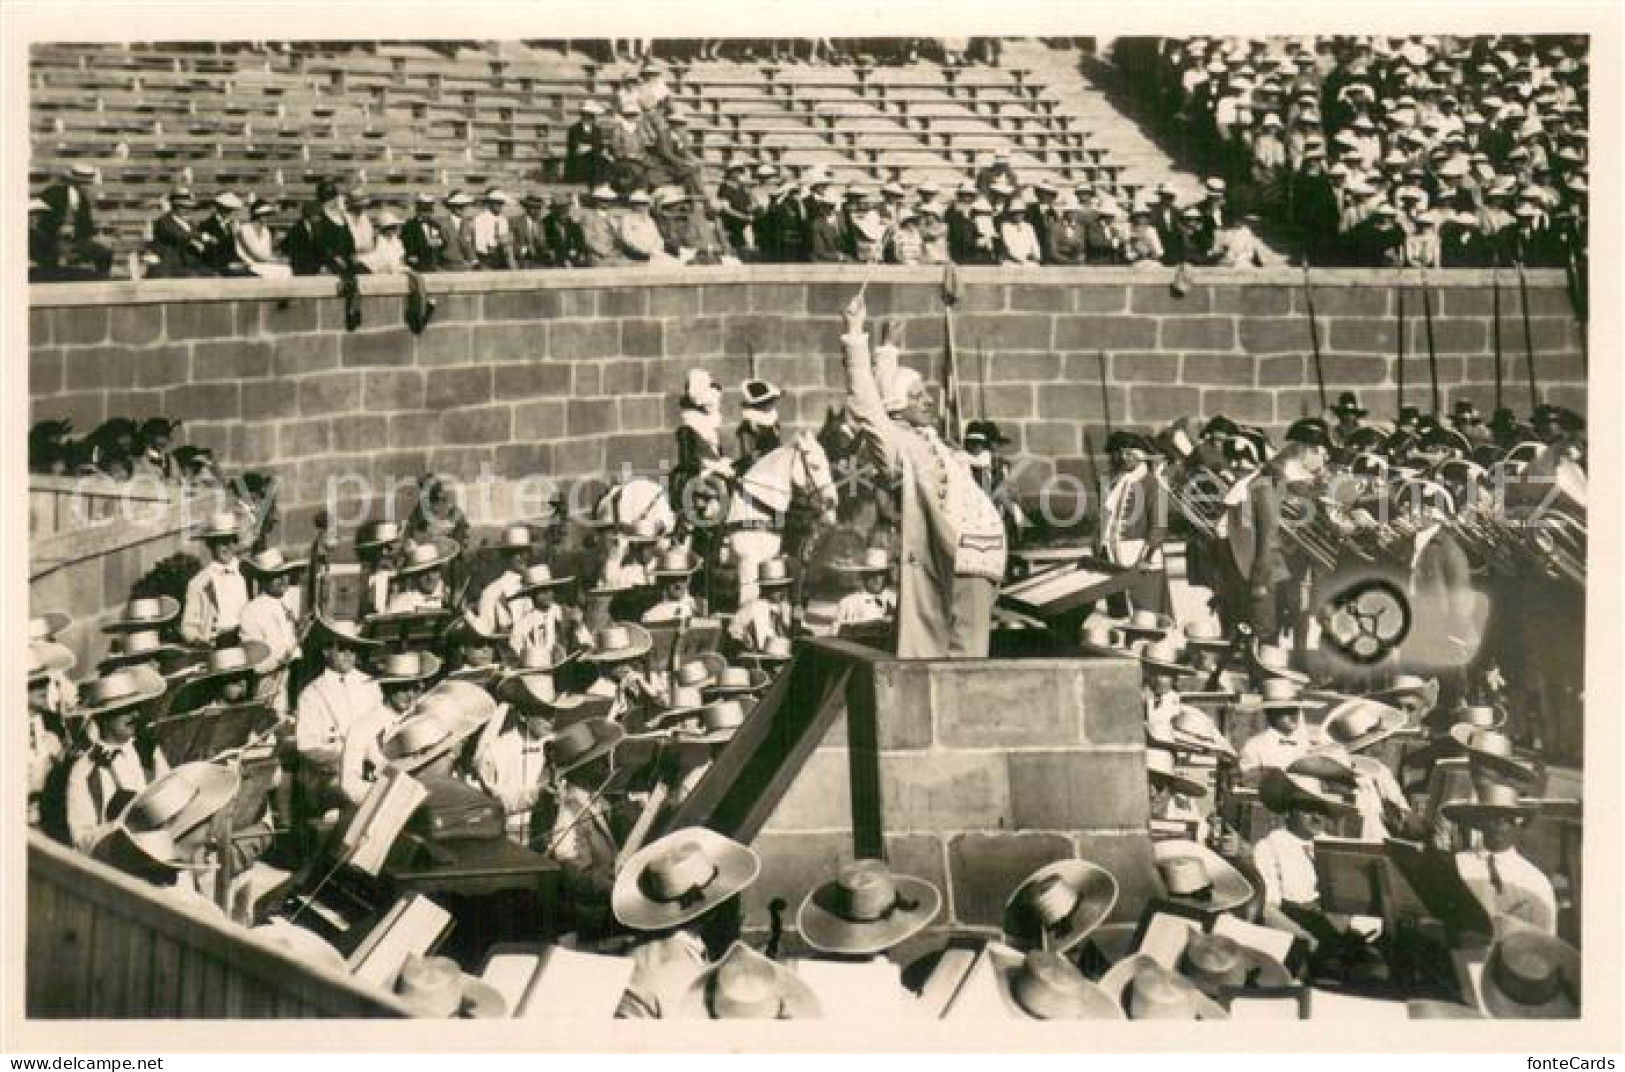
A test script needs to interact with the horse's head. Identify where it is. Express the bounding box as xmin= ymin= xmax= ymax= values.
xmin=817 ymin=405 xmax=859 ymax=465
xmin=791 ymin=430 xmax=840 ymax=525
